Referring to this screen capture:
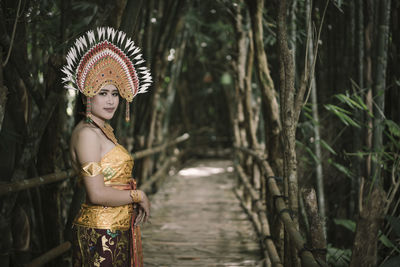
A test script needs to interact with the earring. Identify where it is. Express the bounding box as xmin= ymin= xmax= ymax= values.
xmin=86 ymin=97 xmax=93 ymax=123
xmin=125 ymin=100 xmax=130 ymax=122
